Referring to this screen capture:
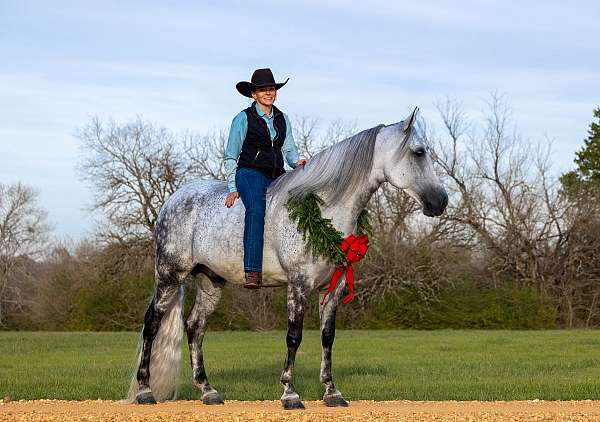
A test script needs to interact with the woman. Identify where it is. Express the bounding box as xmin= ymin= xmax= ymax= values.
xmin=224 ymin=68 xmax=307 ymax=289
